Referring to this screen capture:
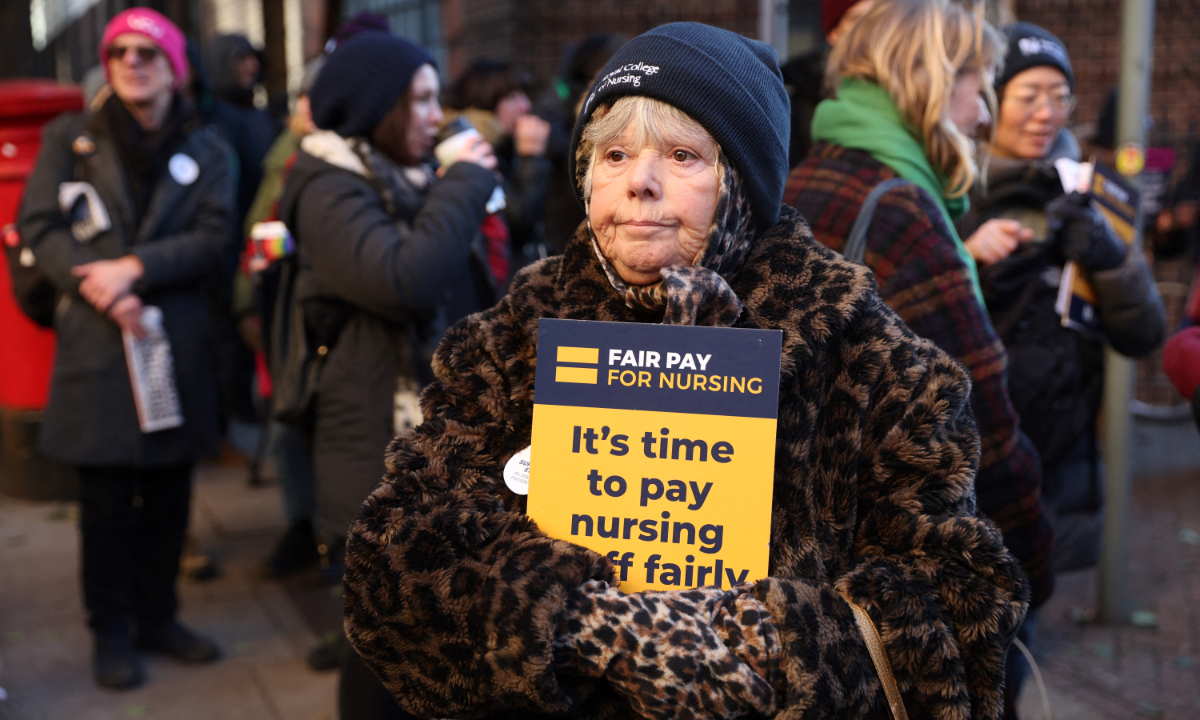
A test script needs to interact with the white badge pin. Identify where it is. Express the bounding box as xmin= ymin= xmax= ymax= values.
xmin=169 ymin=154 xmax=200 ymax=186
xmin=503 ymin=446 xmax=532 ymax=495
